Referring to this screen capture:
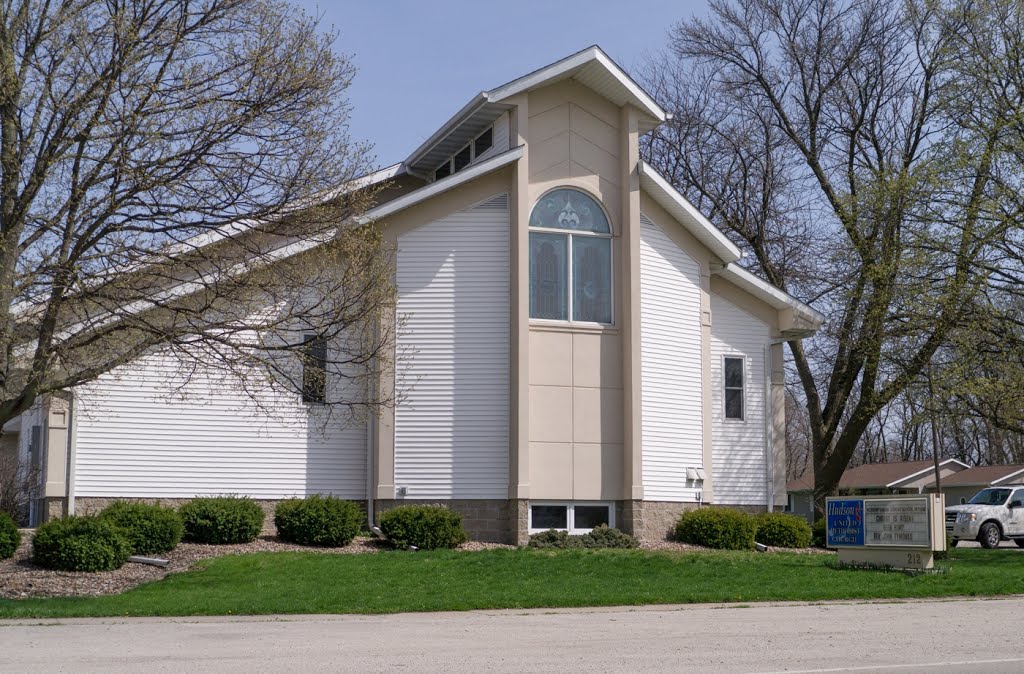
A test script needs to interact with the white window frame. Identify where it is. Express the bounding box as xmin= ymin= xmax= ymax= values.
xmin=527 ymin=501 xmax=615 ymax=534
xmin=722 ymin=354 xmax=746 ymax=422
xmin=433 ymin=125 xmax=495 ymax=181
xmin=528 ymin=188 xmax=614 ymax=327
